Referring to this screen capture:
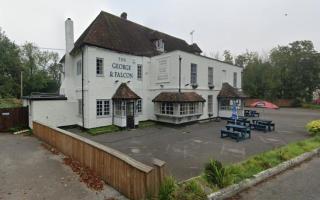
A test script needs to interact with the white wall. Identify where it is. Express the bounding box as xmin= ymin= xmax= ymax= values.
xmin=24 ymin=100 xmax=78 ymax=128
